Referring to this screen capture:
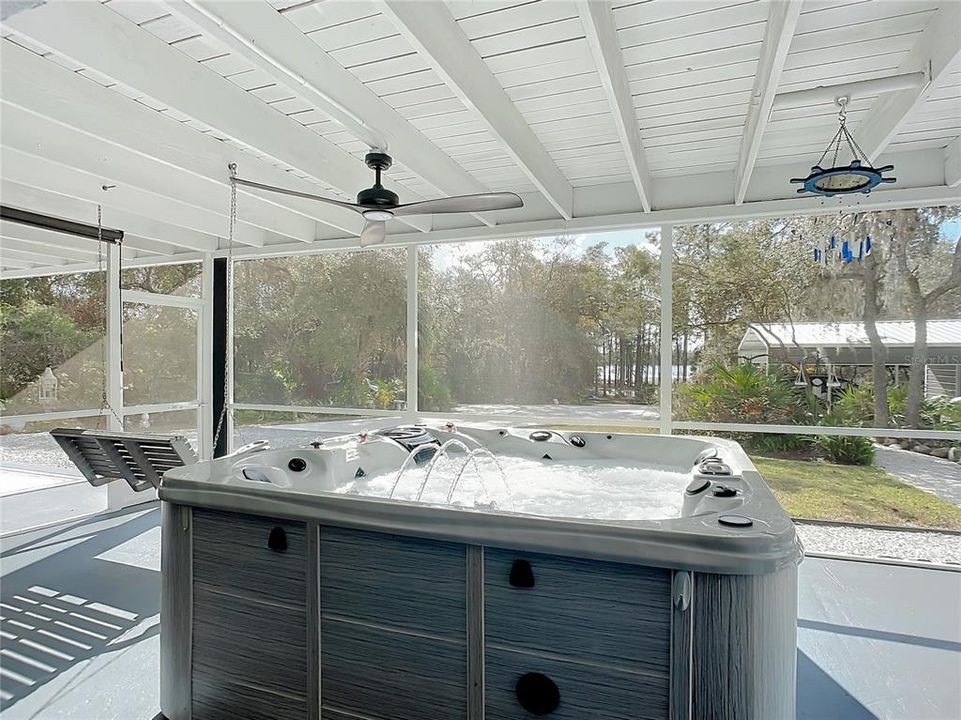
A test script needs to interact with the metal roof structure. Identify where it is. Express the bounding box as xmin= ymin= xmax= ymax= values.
xmin=738 ymin=318 xmax=961 ymax=355
xmin=1 ymin=0 xmax=960 ymax=278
